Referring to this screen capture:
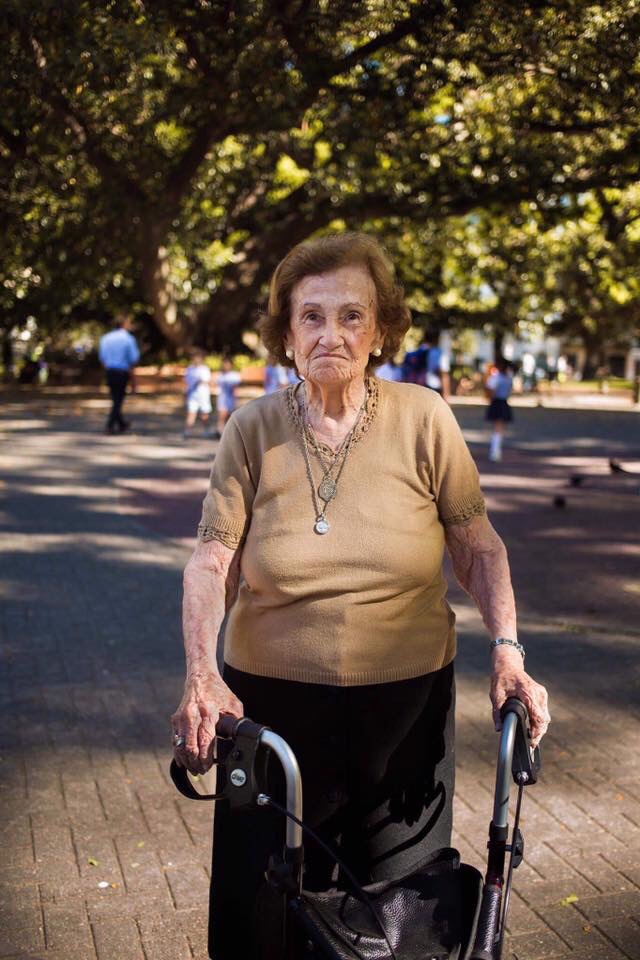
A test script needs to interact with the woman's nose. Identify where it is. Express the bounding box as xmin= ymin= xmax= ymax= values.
xmin=319 ymin=318 xmax=343 ymax=346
